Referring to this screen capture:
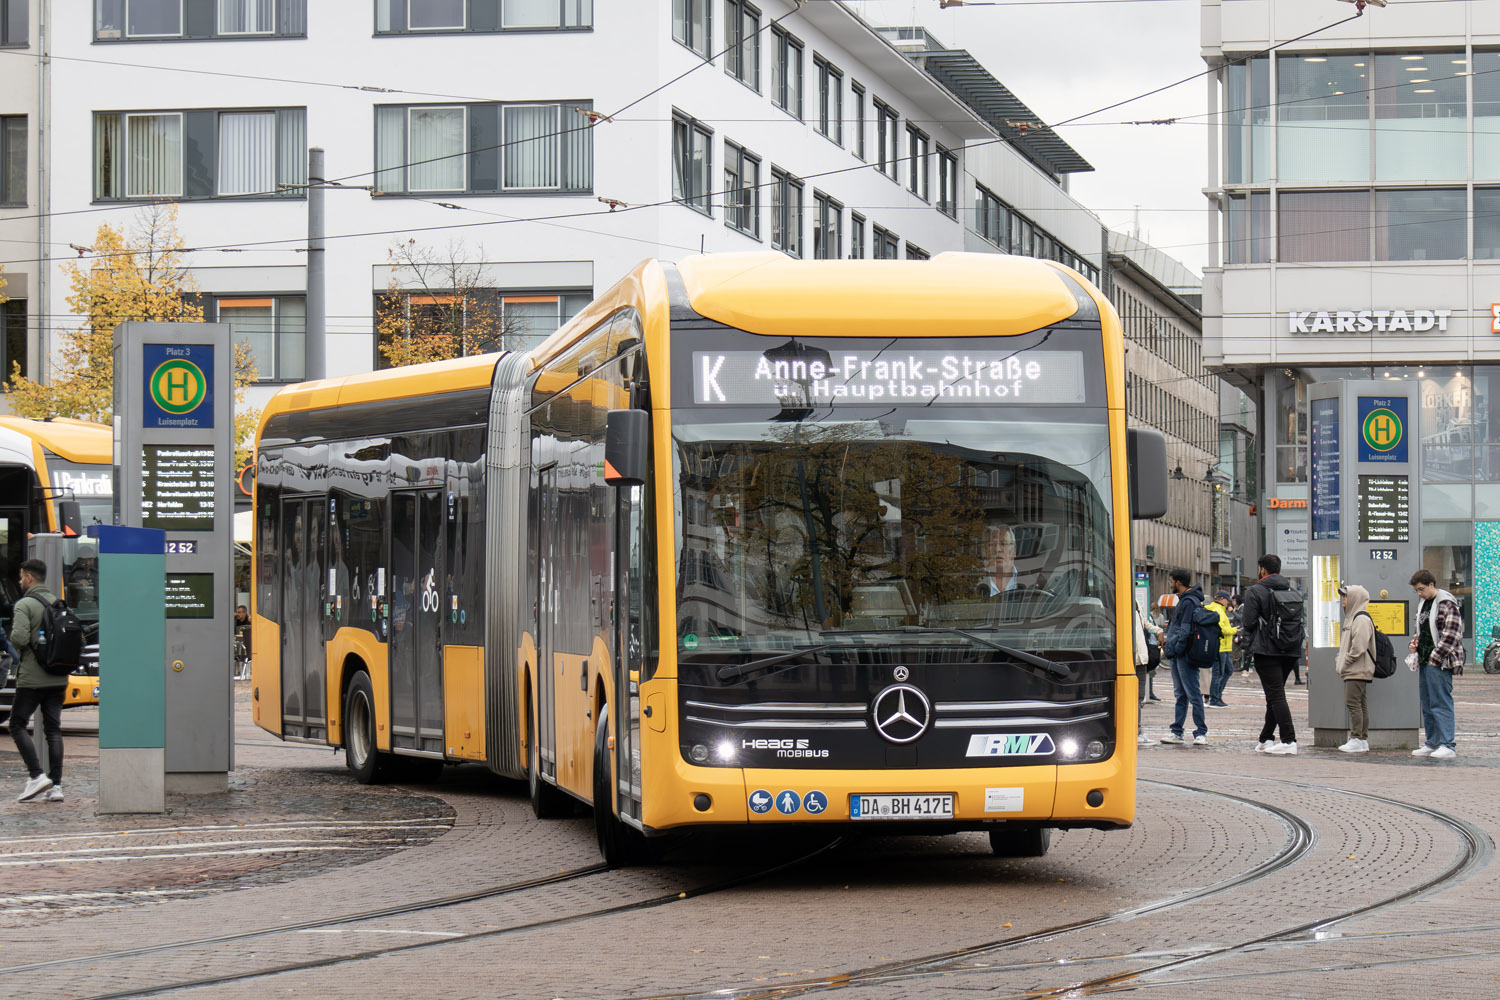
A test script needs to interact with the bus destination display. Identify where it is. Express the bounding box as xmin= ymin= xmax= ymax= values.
xmin=1359 ymin=474 xmax=1410 ymax=543
xmin=142 ymin=445 xmax=217 ymax=531
xmin=692 ymin=348 xmax=1087 ymax=406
